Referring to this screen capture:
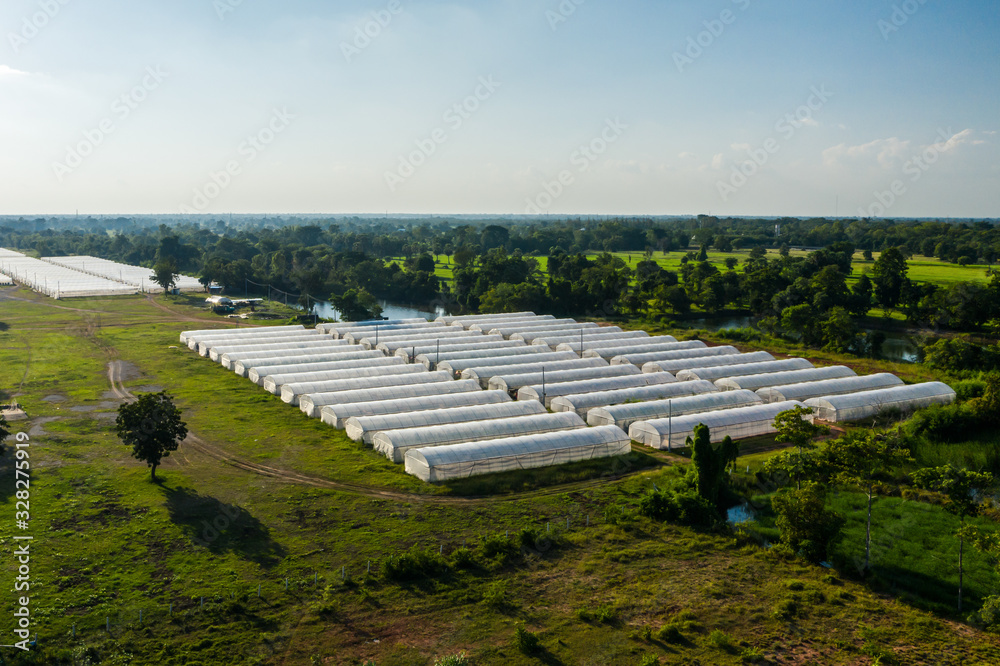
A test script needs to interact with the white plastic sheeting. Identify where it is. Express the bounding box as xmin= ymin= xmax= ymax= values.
xmin=531 ymin=330 xmax=649 ymax=350
xmin=804 ymin=382 xmax=956 ymax=423
xmin=675 ymin=358 xmax=814 ymax=382
xmin=262 ymin=357 xmax=406 ymax=393
xmin=639 ymin=350 xmax=772 ymax=374
xmin=488 ymin=364 xmax=641 ymax=393
xmin=286 ymin=370 xmax=447 ymax=409
xmin=198 ymin=331 xmax=323 ymax=355
xmin=438 ymin=351 xmax=581 ymax=378
xmin=464 ymin=358 xmax=608 ymax=388
xmin=513 ymin=326 xmax=622 ymax=343
xmin=298 ymin=380 xmax=480 ymax=419
xmin=374 ymin=412 xmax=587 ymax=463
xmin=226 ymin=344 xmax=363 ymax=372
xmin=611 ymin=345 xmax=739 ymax=367
xmin=404 ymin=425 xmax=631 ymax=483
xmin=550 ymin=380 xmax=719 ymax=418
xmin=578 ymin=340 xmax=701 ymax=360
xmin=189 ymin=328 xmax=319 ymax=351
xmin=489 ymin=323 xmax=599 ymax=338
xmin=234 ymin=348 xmax=381 ymax=374
xmin=518 ymin=372 xmax=676 ymax=407
xmin=321 ymin=390 xmax=511 ymax=428
xmin=415 ymin=344 xmax=549 ymax=369
xmin=345 ymin=401 xmax=548 ymax=443
xmin=0 ymin=251 xmax=137 ymax=298
xmin=45 ymin=255 xmax=203 ymax=292
xmin=757 ymin=373 xmax=905 ymax=403
xmin=436 ymin=312 xmax=543 ymax=325
xmin=319 ymin=319 xmax=432 ymax=337
xmin=180 ymin=324 xmax=304 ymax=344
xmin=280 ymin=365 xmax=430 ymax=404
xmin=473 ymin=318 xmax=581 ymax=333
xmin=590 ymin=389 xmax=762 ymax=430
xmin=629 ymin=400 xmax=810 ymax=450
xmin=394 ymin=339 xmax=521 ymax=360
xmin=351 ymin=328 xmax=474 ymax=347
xmin=382 ymin=335 xmax=506 ymax=355
xmin=715 ymin=366 xmax=857 ymax=392
xmin=556 ymin=335 xmax=679 ymax=354
xmin=246 ymin=353 xmax=389 ymax=384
